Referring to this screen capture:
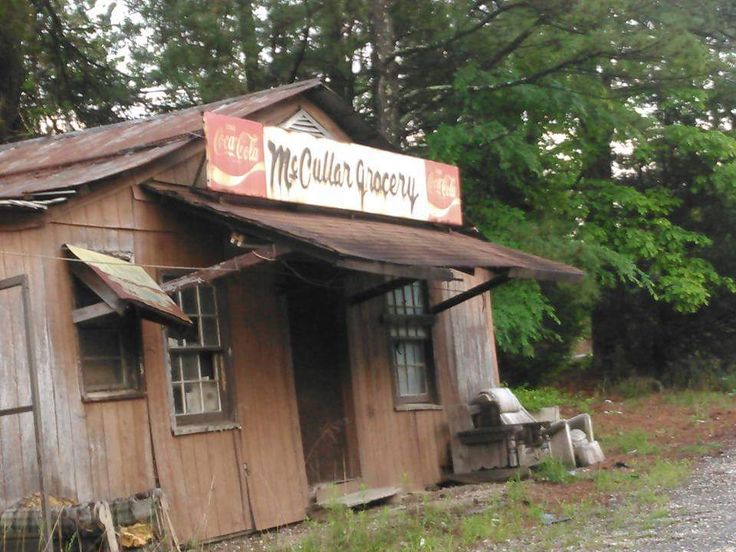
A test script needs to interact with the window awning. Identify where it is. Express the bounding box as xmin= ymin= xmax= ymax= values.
xmin=145 ymin=183 xmax=584 ymax=283
xmin=65 ymin=244 xmax=191 ymax=326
